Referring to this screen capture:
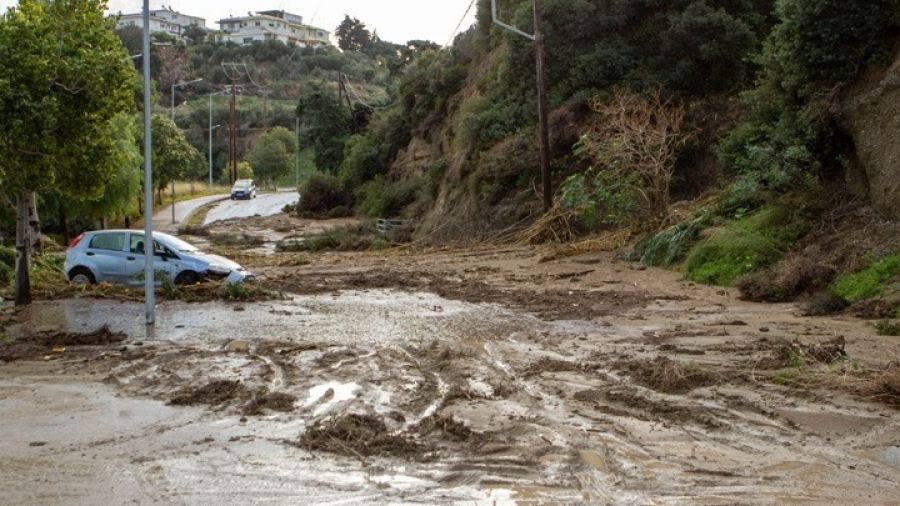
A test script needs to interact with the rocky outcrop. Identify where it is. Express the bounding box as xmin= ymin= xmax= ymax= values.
xmin=837 ymin=48 xmax=900 ymax=218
